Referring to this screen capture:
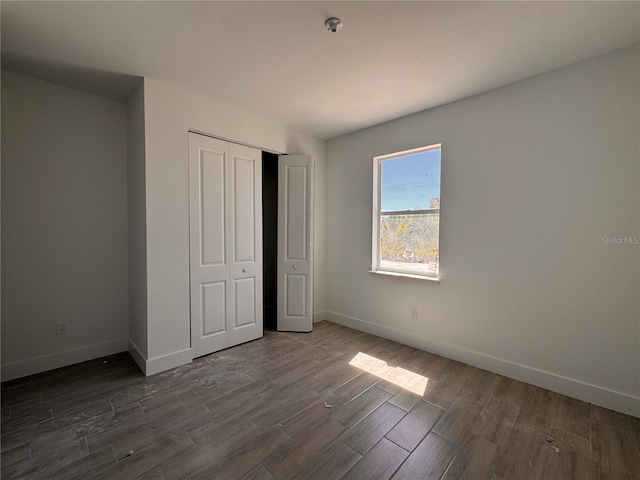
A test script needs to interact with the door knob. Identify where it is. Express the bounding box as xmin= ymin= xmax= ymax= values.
xmin=242 ymin=268 xmax=247 ymax=273
xmin=293 ymin=265 xmax=298 ymax=270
